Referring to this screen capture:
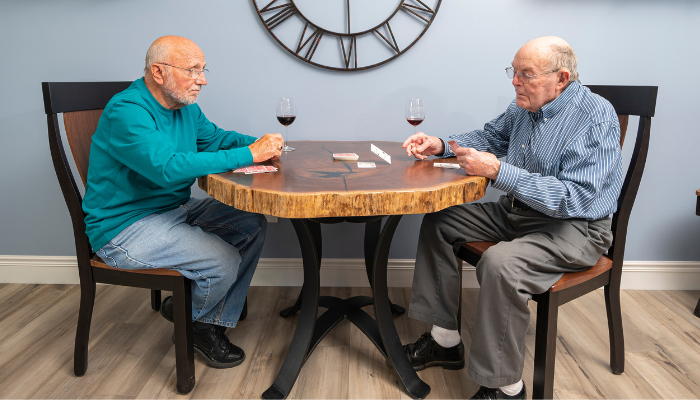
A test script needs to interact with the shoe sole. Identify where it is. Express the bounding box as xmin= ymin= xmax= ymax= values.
xmin=413 ymin=359 xmax=465 ymax=371
xmin=193 ymin=345 xmax=245 ymax=369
